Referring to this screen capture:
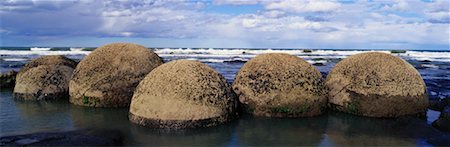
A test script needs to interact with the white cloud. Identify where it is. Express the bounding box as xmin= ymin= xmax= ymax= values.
xmin=265 ymin=0 xmax=341 ymax=13
xmin=426 ymin=11 xmax=450 ymax=23
xmin=213 ymin=0 xmax=260 ymax=5
xmin=1 ymin=0 xmax=448 ymax=49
